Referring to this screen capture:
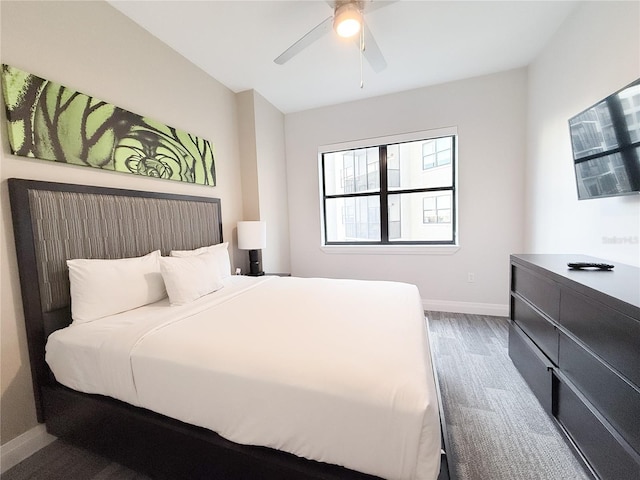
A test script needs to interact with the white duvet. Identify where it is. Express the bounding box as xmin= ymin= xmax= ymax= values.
xmin=46 ymin=276 xmax=441 ymax=480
